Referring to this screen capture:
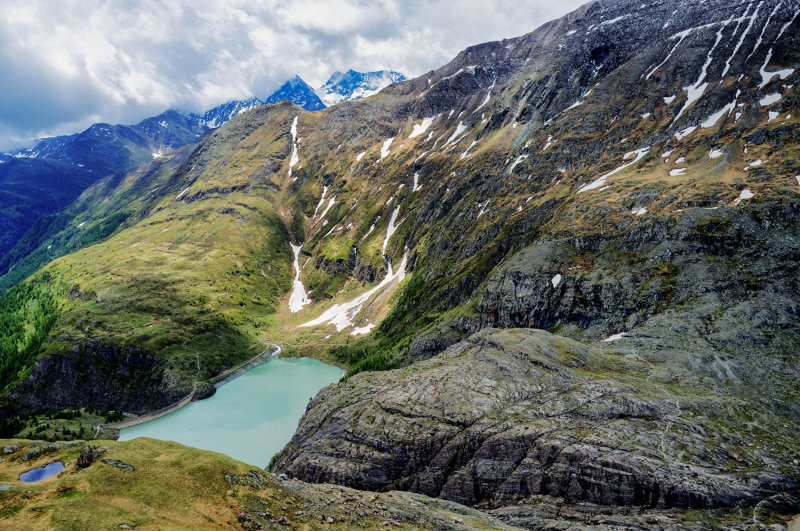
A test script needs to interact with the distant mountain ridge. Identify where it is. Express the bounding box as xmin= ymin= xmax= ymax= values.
xmin=0 ymin=69 xmax=405 ymax=273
